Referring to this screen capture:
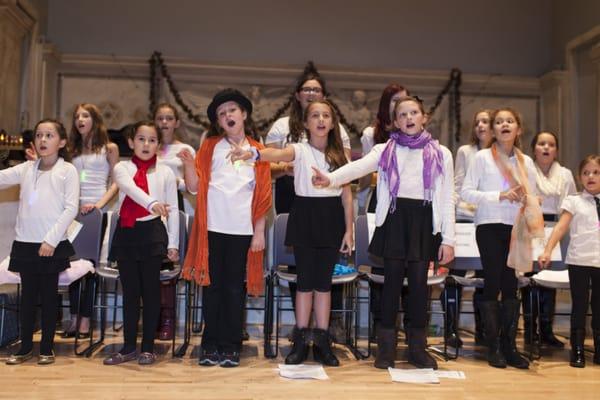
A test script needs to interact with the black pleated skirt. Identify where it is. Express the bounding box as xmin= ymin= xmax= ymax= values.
xmin=369 ymin=197 xmax=441 ymax=261
xmin=109 ymin=217 xmax=168 ymax=262
xmin=275 ymin=175 xmax=296 ymax=214
xmin=9 ymin=240 xmax=75 ymax=274
xmin=285 ymin=195 xmax=345 ymax=248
